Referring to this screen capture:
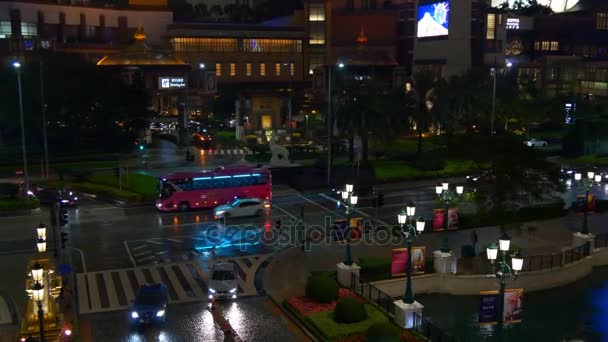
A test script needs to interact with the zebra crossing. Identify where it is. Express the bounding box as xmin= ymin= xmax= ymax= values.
xmin=198 ymin=148 xmax=252 ymax=156
xmin=77 ymin=262 xmax=209 ymax=315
